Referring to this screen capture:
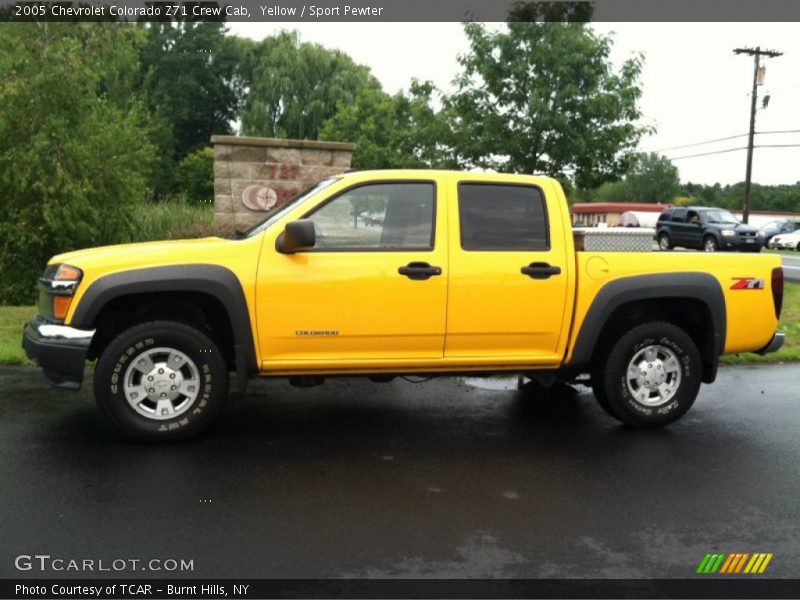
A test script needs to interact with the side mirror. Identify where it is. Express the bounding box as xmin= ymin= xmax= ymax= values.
xmin=276 ymin=219 xmax=316 ymax=254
